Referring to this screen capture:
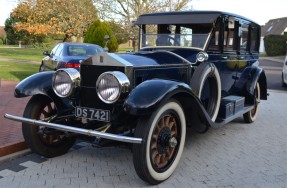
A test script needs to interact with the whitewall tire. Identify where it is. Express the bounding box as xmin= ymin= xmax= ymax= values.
xmin=133 ymin=99 xmax=186 ymax=184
